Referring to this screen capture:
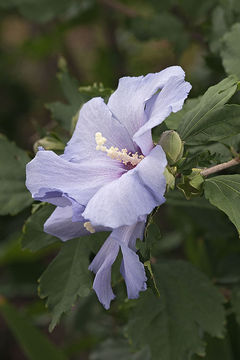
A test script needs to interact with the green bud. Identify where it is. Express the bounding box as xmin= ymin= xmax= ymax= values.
xmin=158 ymin=130 xmax=184 ymax=165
